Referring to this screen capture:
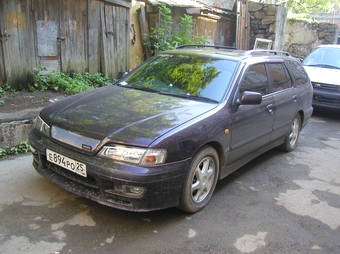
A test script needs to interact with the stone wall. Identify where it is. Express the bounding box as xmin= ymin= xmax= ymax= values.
xmin=248 ymin=1 xmax=279 ymax=50
xmin=284 ymin=20 xmax=339 ymax=58
xmin=248 ymin=1 xmax=339 ymax=58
